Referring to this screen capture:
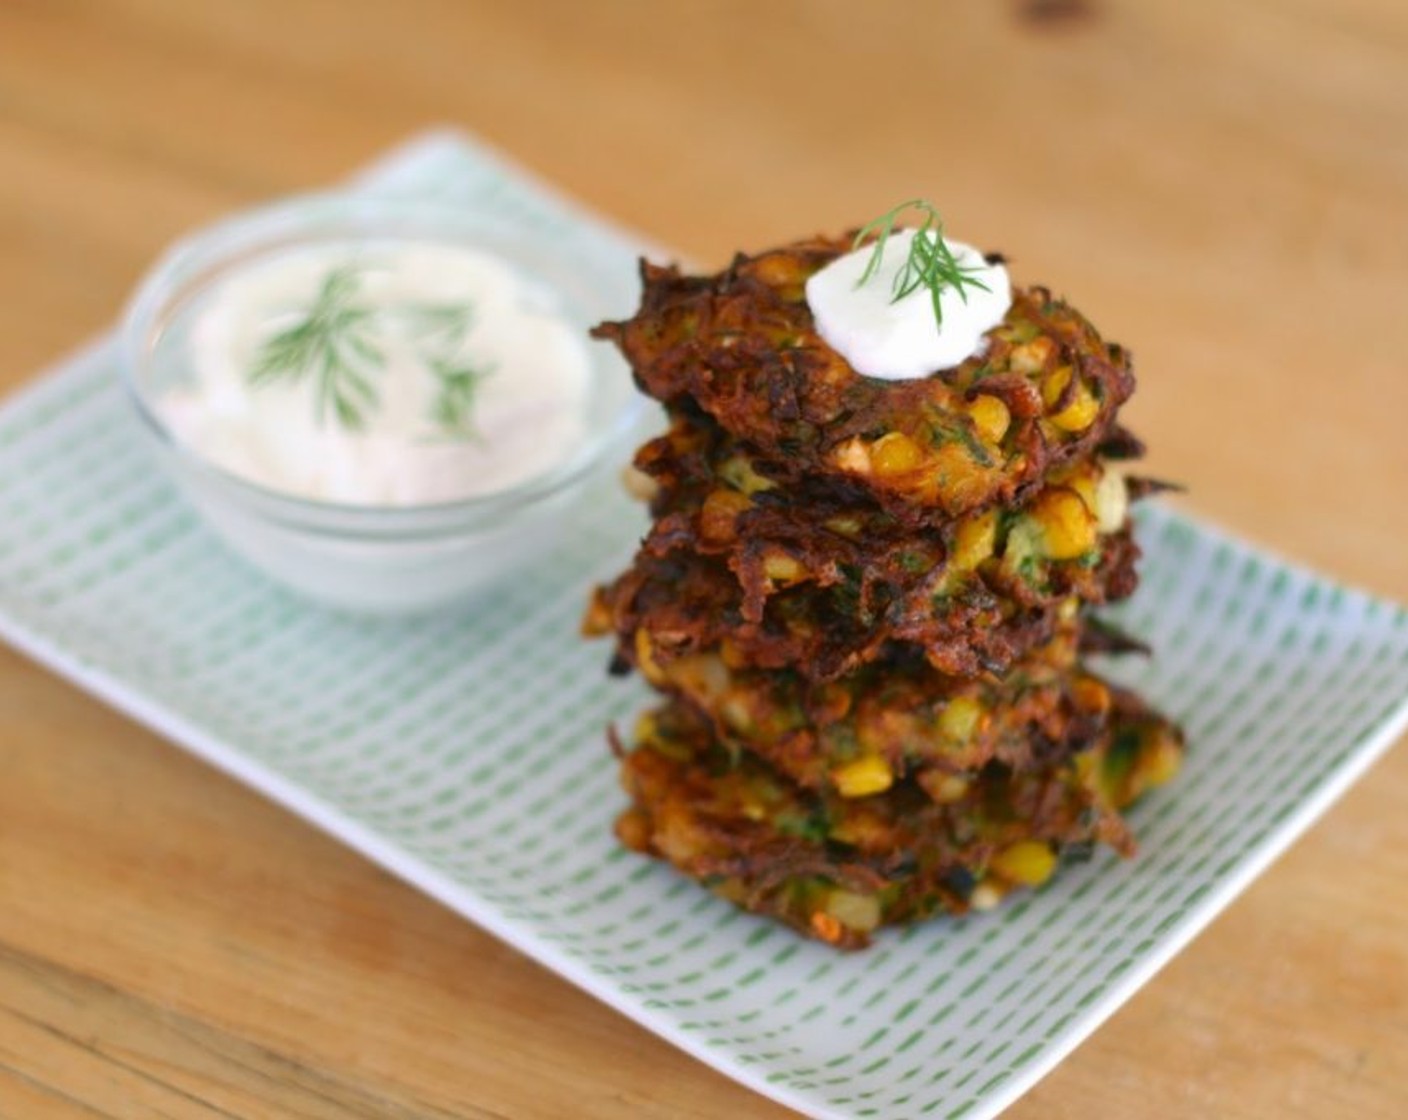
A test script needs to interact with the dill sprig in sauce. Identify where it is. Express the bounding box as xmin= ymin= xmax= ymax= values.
xmin=247 ymin=265 xmax=492 ymax=437
xmin=852 ymin=199 xmax=992 ymax=330
xmin=248 ymin=266 xmax=381 ymax=431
